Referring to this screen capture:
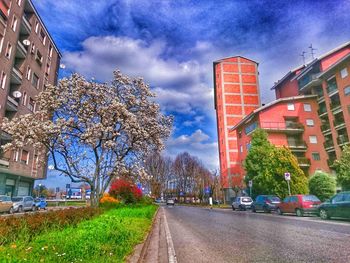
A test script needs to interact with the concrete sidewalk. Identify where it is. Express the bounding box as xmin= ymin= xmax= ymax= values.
xmin=128 ymin=207 xmax=176 ymax=263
